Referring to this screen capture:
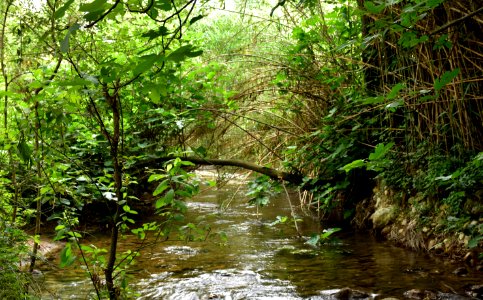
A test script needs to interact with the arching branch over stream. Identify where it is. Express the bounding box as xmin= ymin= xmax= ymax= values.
xmin=136 ymin=156 xmax=310 ymax=186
